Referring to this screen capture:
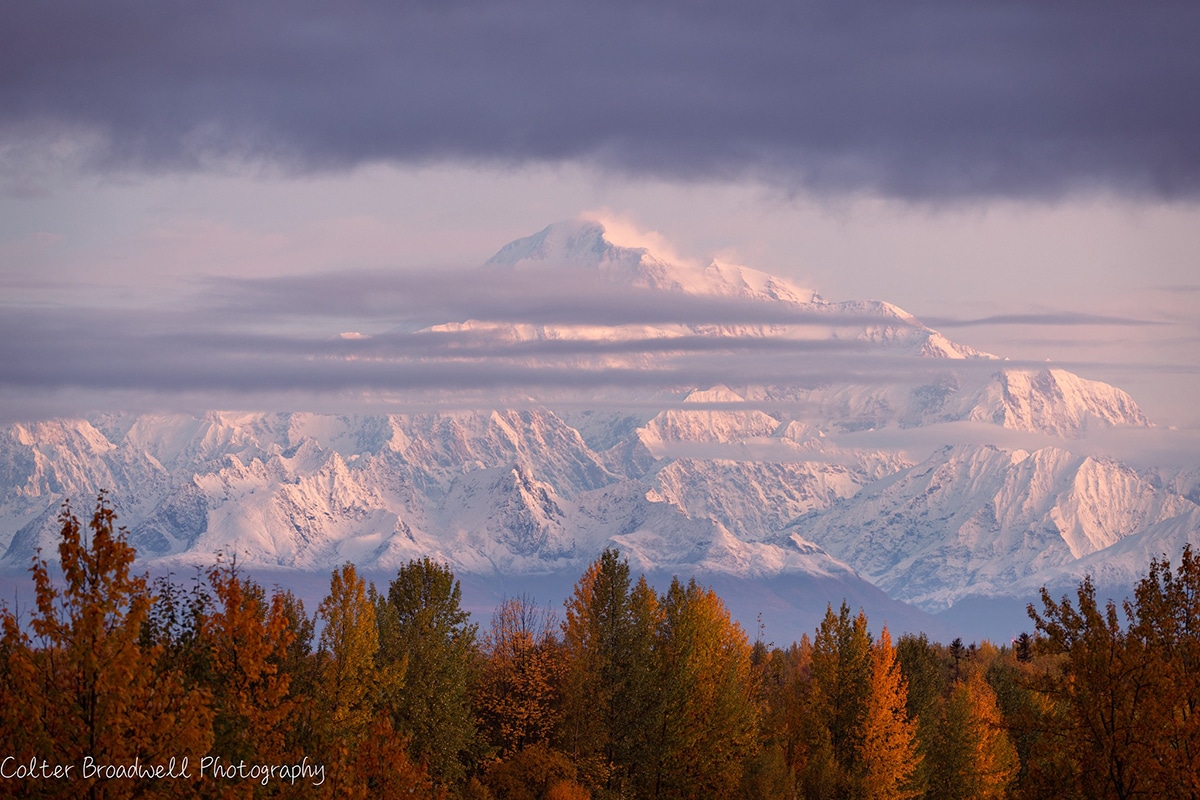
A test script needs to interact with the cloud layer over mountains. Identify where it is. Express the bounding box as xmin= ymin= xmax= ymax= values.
xmin=0 ymin=247 xmax=949 ymax=417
